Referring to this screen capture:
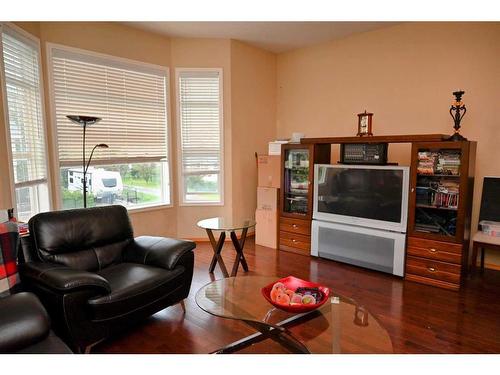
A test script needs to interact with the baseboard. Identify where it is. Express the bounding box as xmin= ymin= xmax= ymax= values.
xmin=472 ymin=260 xmax=500 ymax=271
xmin=188 ymin=231 xmax=255 ymax=242
xmin=485 ymin=262 xmax=500 ymax=271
